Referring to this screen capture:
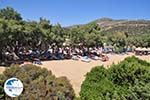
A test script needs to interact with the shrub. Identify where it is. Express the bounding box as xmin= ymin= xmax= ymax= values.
xmin=0 ymin=64 xmax=75 ymax=100
xmin=80 ymin=56 xmax=150 ymax=100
